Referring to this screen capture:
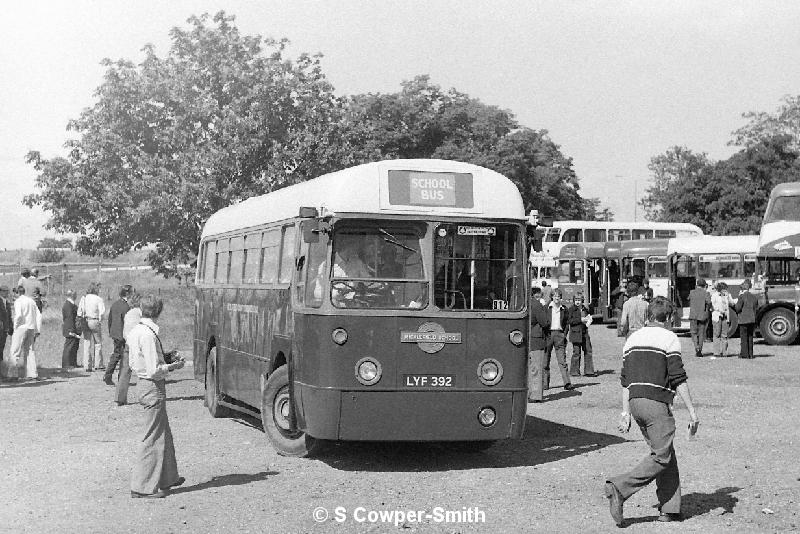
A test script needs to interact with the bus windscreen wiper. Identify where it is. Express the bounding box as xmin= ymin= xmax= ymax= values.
xmin=379 ymin=228 xmax=416 ymax=253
